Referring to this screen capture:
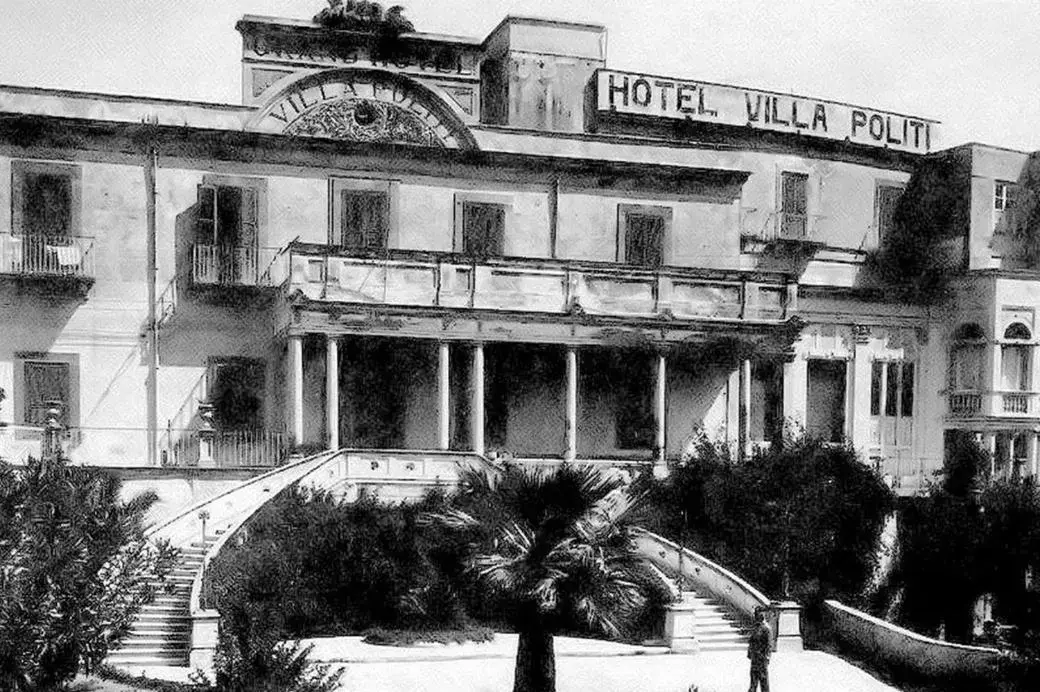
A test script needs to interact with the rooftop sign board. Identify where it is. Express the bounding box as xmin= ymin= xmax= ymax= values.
xmin=596 ymin=69 xmax=939 ymax=154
